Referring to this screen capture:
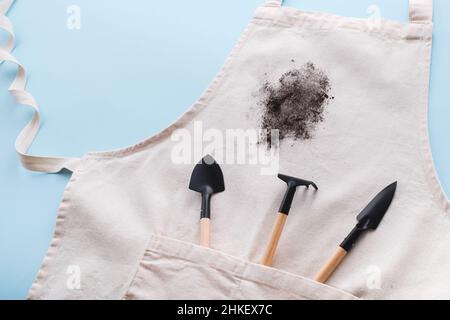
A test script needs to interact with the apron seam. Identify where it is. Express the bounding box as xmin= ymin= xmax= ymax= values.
xmin=27 ymin=157 xmax=88 ymax=299
xmin=417 ymin=38 xmax=450 ymax=214
xmin=122 ymin=237 xmax=157 ymax=300
xmin=139 ymin=234 xmax=359 ymax=300
xmin=139 ymin=249 xmax=358 ymax=300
